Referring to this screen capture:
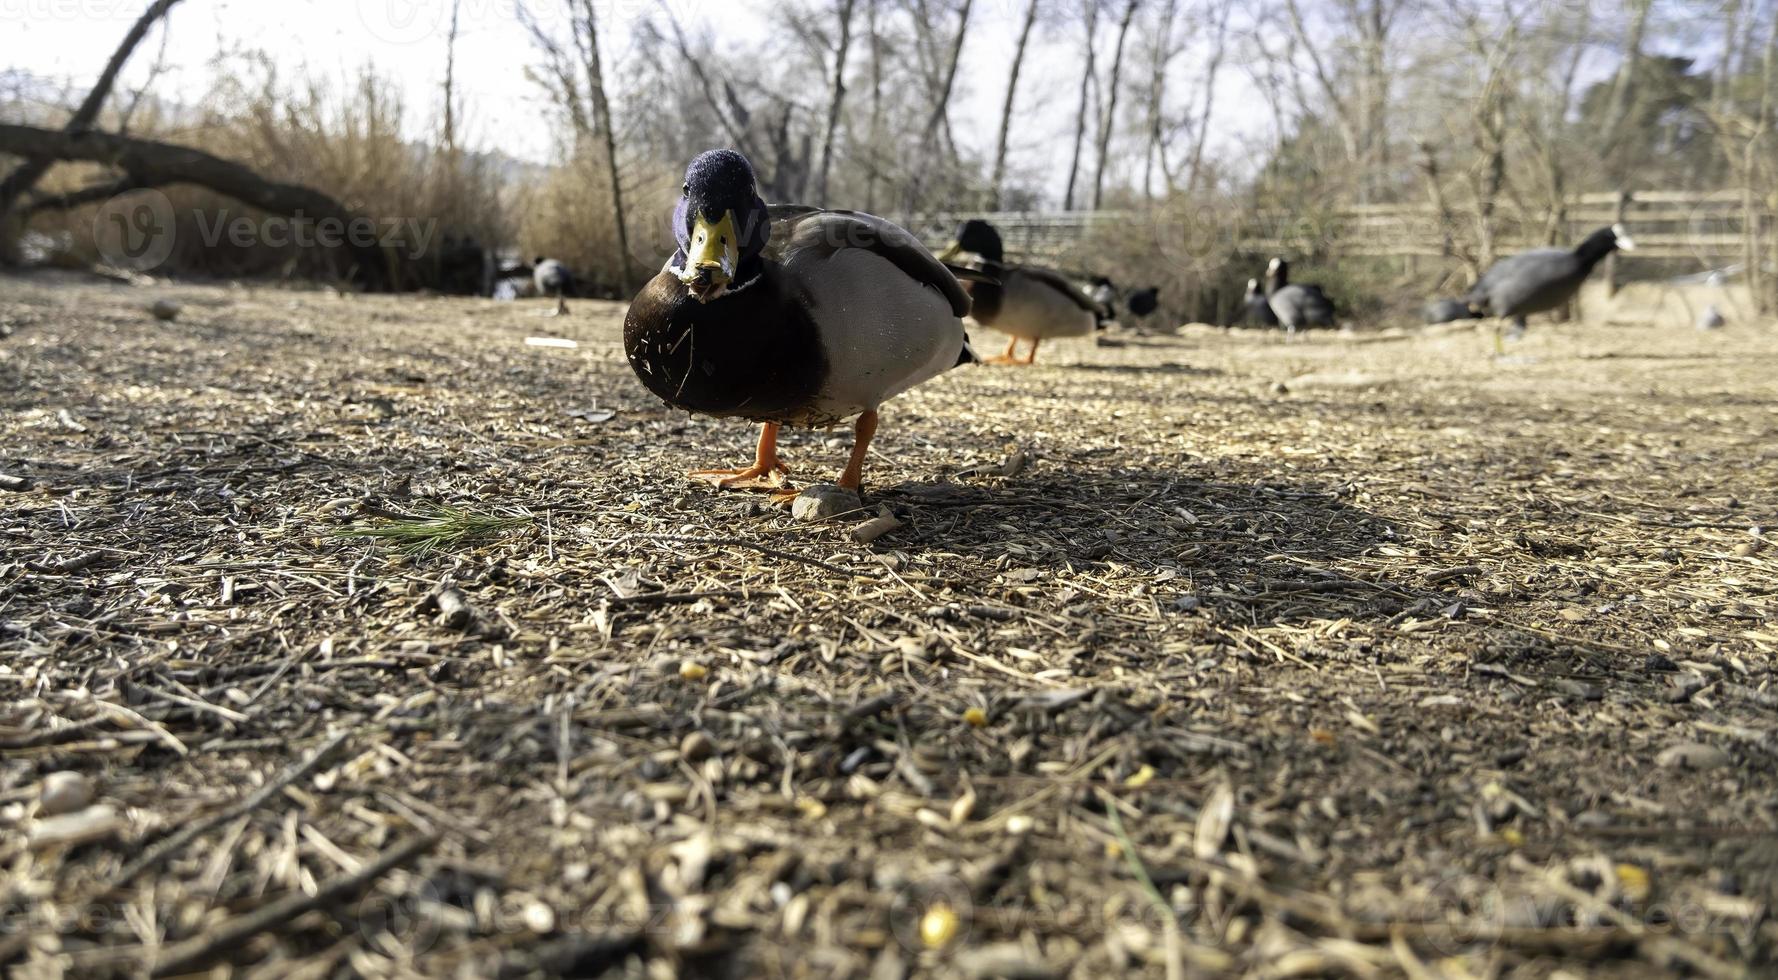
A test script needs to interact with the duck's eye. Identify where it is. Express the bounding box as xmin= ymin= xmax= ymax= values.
xmin=681 ymin=183 xmax=689 ymax=196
